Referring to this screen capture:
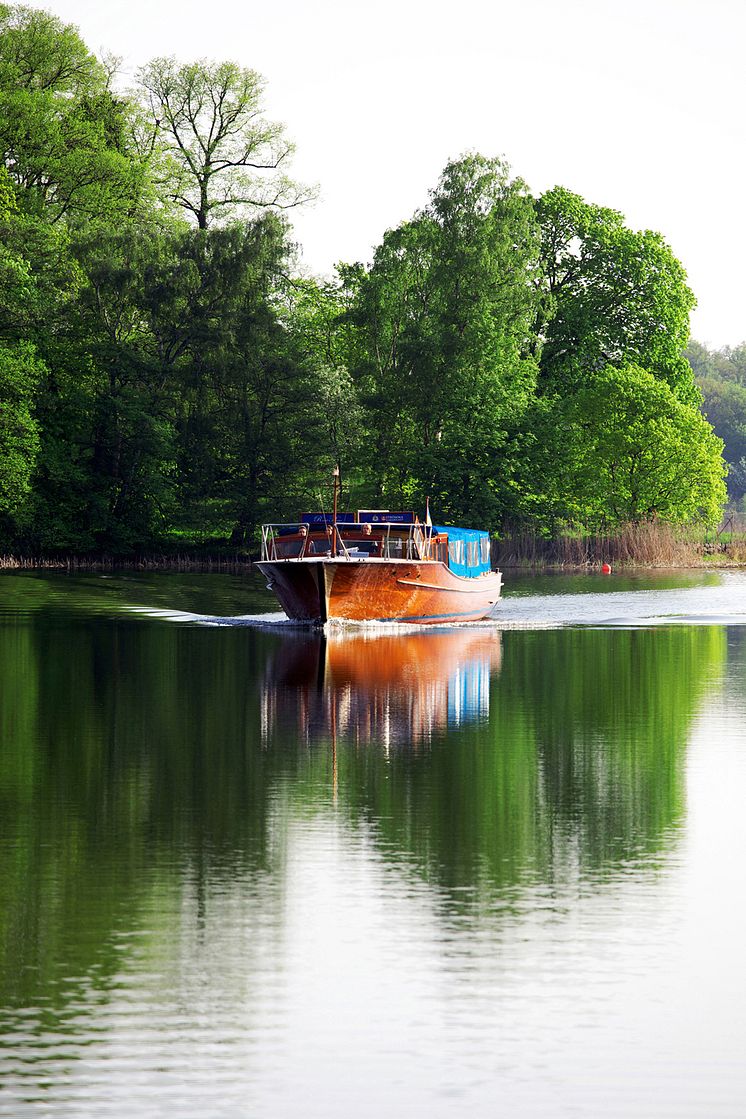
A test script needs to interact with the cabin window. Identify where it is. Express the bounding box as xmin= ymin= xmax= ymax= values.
xmin=273 ymin=539 xmax=305 ymax=558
